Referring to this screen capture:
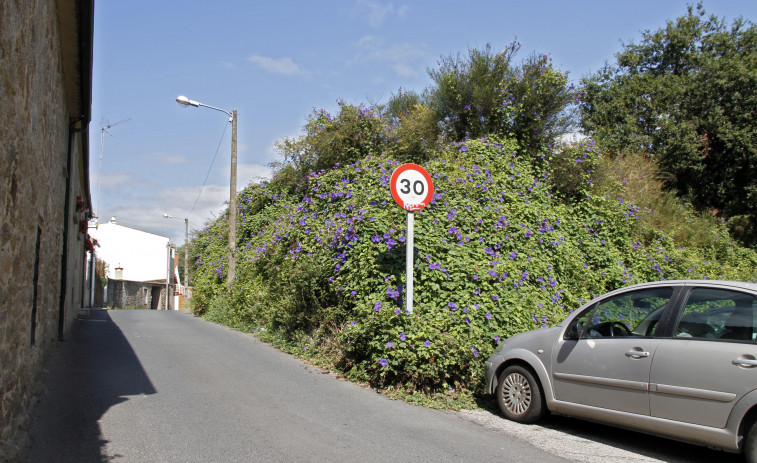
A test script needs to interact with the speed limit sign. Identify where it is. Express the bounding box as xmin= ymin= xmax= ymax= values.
xmin=390 ymin=163 xmax=434 ymax=211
